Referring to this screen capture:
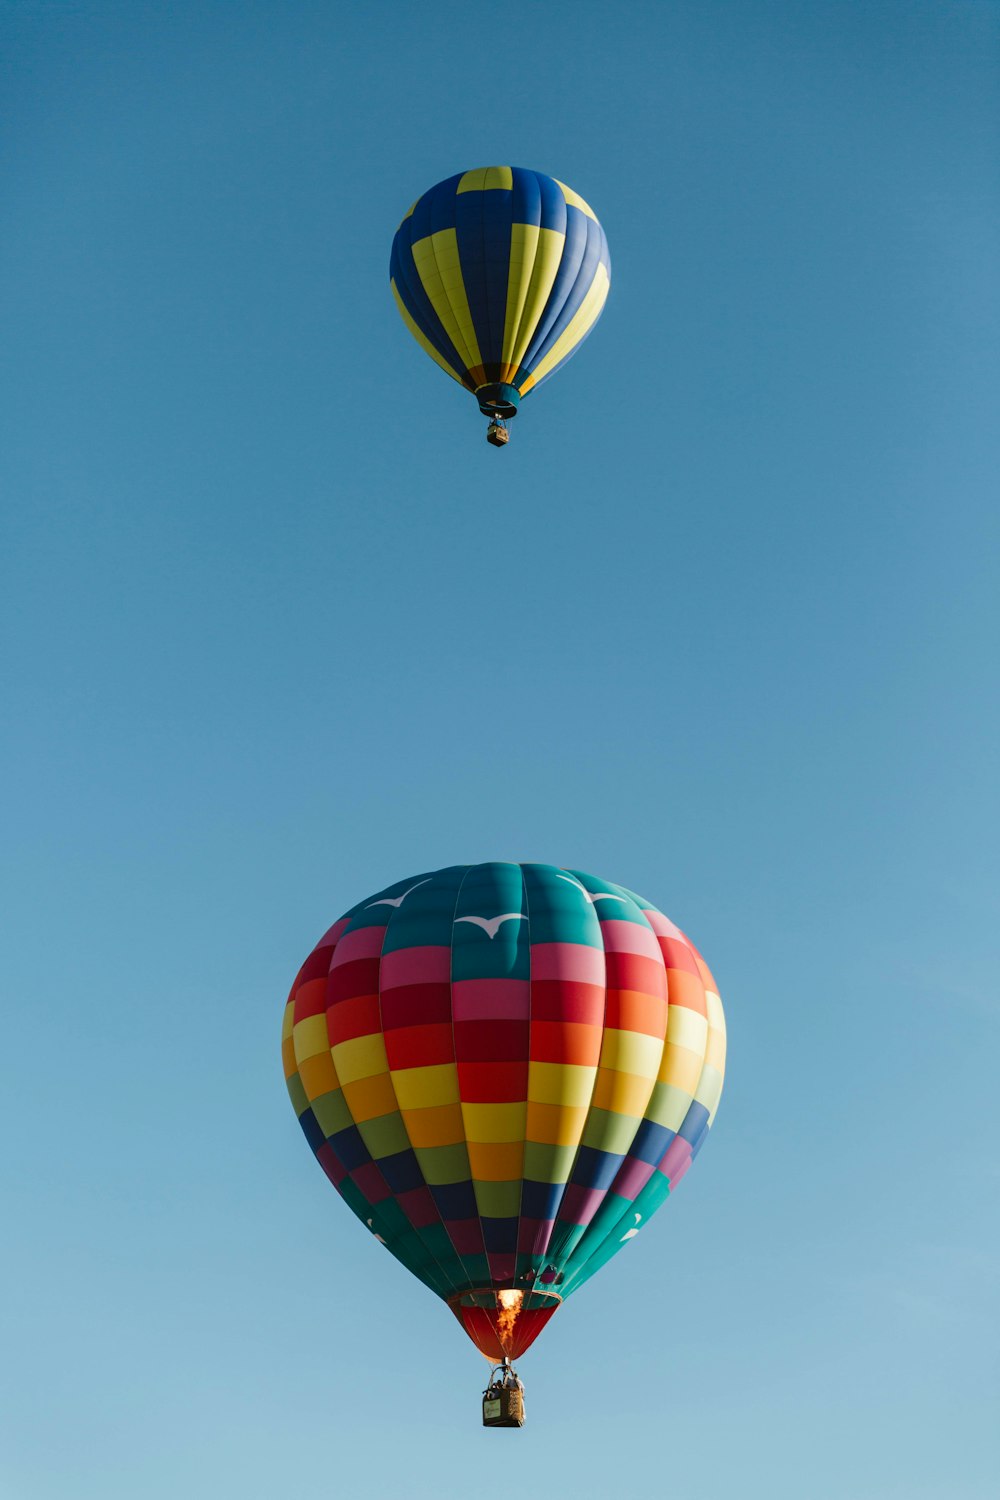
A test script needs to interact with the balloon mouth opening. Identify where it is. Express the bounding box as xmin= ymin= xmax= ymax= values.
xmin=449 ymin=1286 xmax=561 ymax=1361
xmin=476 ymin=383 xmax=520 ymax=418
